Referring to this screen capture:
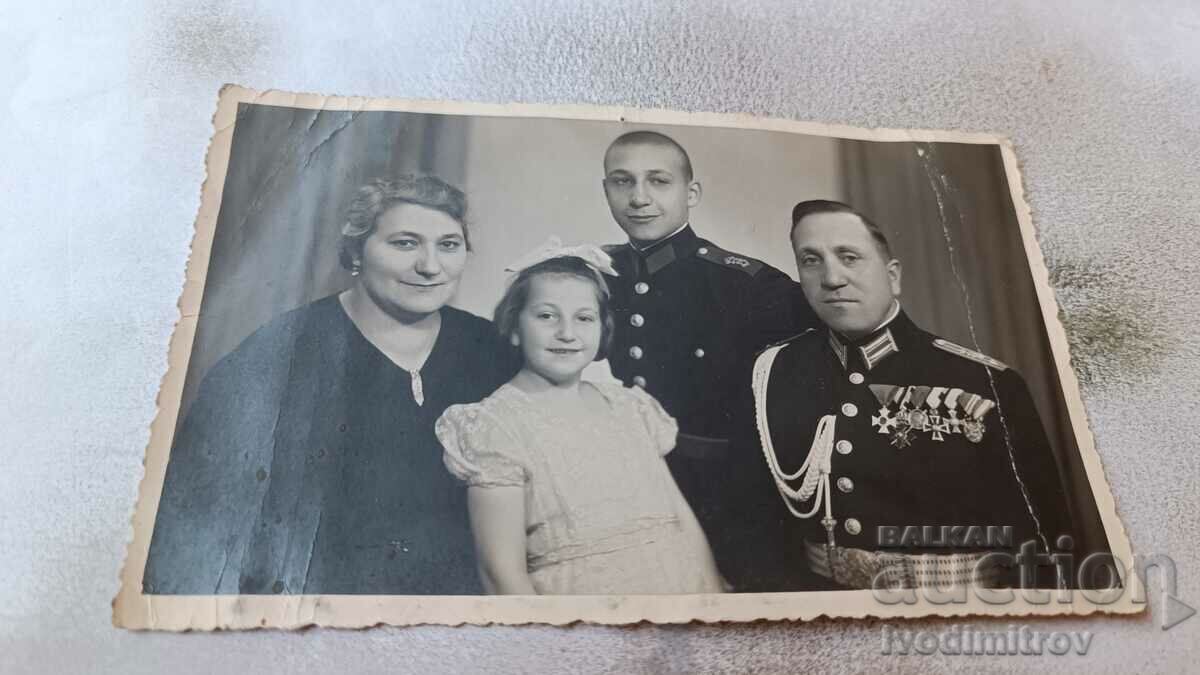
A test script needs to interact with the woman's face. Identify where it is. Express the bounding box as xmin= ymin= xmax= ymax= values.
xmin=515 ymin=274 xmax=603 ymax=386
xmin=357 ymin=203 xmax=468 ymax=319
